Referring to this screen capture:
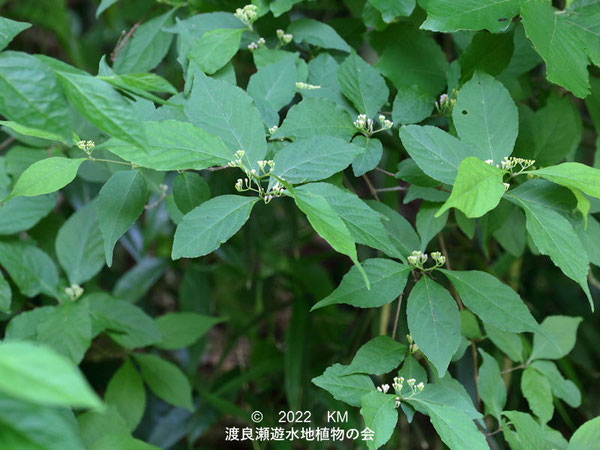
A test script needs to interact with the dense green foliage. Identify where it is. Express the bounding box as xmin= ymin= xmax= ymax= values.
xmin=1 ymin=0 xmax=600 ymax=448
